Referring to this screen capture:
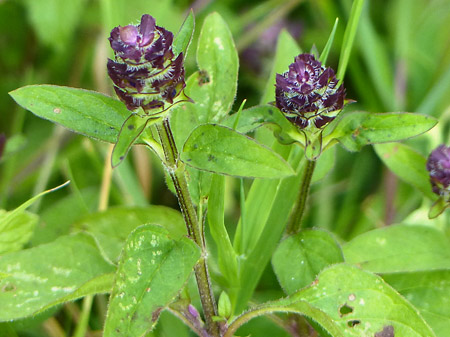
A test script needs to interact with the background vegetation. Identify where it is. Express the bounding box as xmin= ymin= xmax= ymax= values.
xmin=1 ymin=0 xmax=449 ymax=336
